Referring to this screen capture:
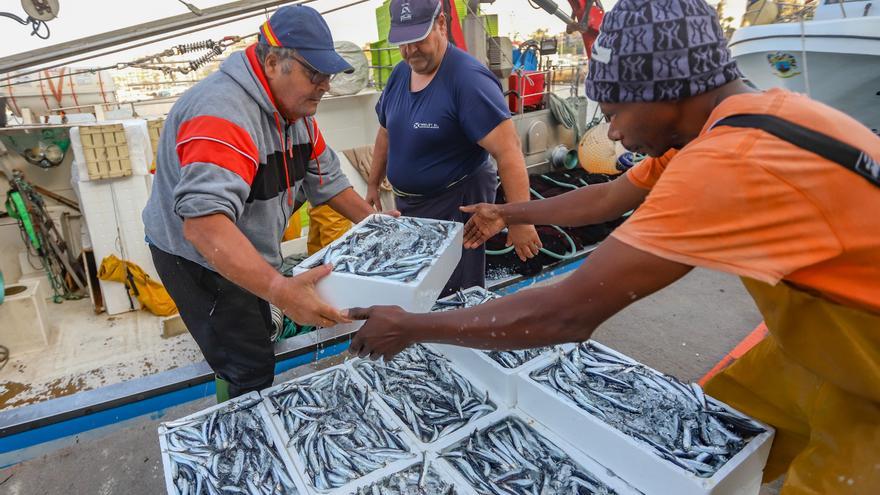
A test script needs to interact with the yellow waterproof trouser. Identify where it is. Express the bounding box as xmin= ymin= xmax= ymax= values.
xmin=705 ymin=279 xmax=880 ymax=494
xmin=307 ymin=204 xmax=351 ymax=255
